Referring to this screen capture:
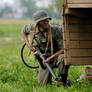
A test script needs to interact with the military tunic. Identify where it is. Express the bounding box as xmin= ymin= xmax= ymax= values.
xmin=22 ymin=24 xmax=69 ymax=85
